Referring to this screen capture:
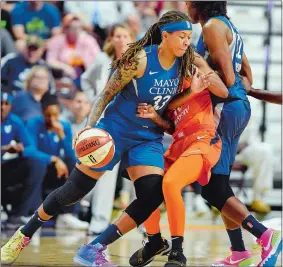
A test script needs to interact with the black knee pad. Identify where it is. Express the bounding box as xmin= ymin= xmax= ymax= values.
xmin=43 ymin=167 xmax=97 ymax=216
xmin=201 ymin=173 xmax=234 ymax=211
xmin=125 ymin=174 xmax=164 ymax=226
